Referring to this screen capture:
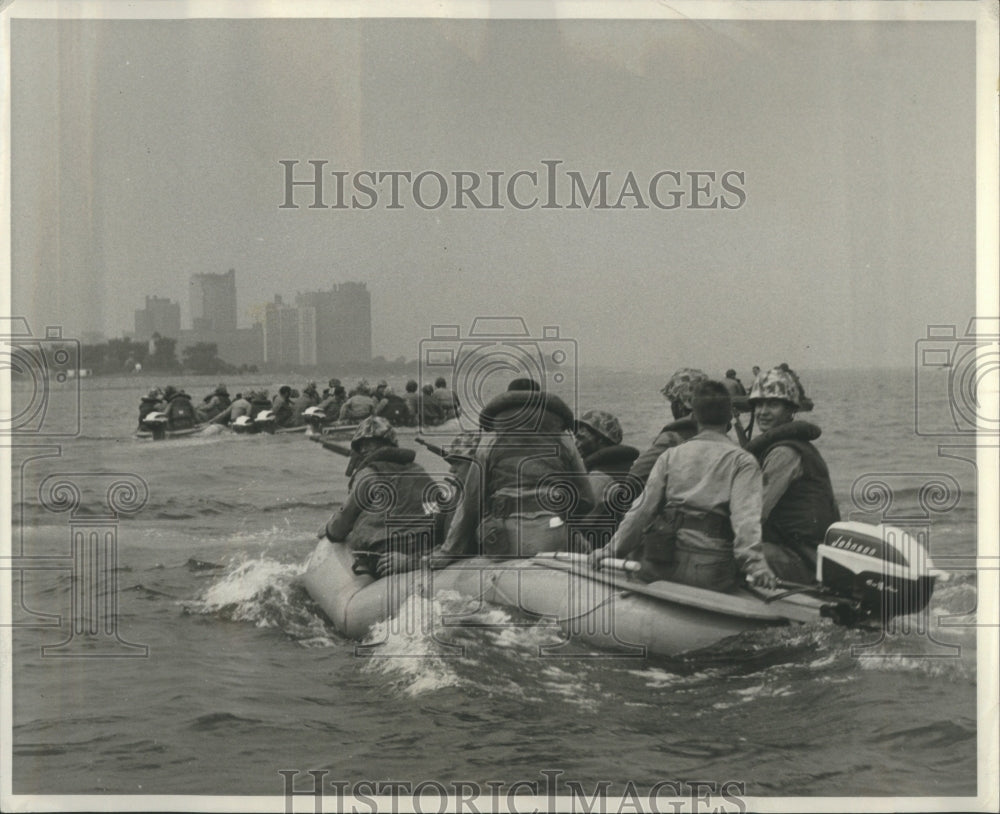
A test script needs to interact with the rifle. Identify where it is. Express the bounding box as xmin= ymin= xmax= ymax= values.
xmin=309 ymin=435 xmax=353 ymax=457
xmin=731 ymin=415 xmax=748 ymax=448
xmin=415 ymin=436 xmax=477 ymax=465
xmin=414 ymin=436 xmax=449 ymax=458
